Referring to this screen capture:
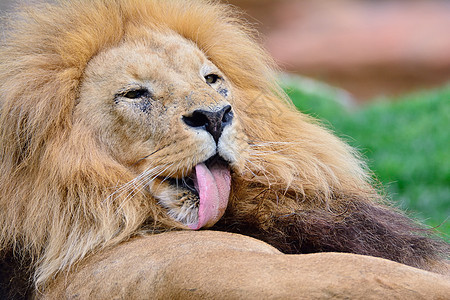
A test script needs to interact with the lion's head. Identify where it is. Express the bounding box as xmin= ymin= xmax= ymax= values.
xmin=77 ymin=29 xmax=248 ymax=229
xmin=2 ymin=0 xmax=444 ymax=295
